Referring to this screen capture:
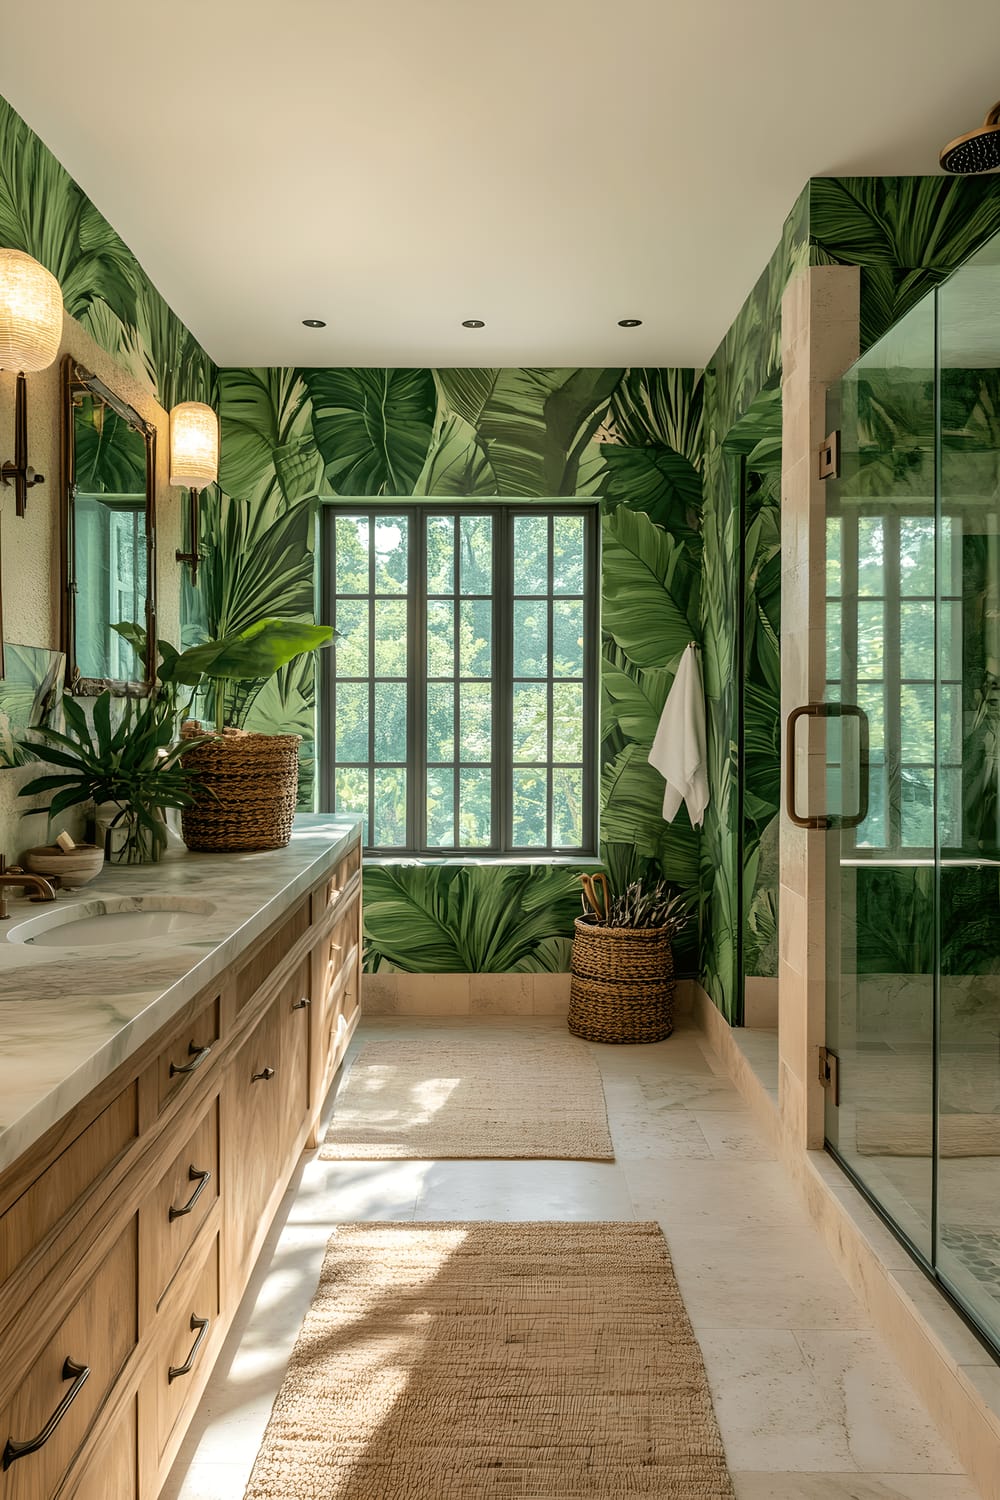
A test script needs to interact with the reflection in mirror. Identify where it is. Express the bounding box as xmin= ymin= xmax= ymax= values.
xmin=61 ymin=358 xmax=156 ymax=693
